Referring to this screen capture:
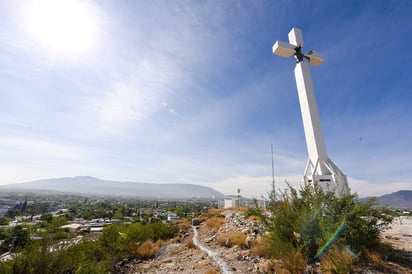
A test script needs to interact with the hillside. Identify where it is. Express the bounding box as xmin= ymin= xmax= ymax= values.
xmin=0 ymin=176 xmax=224 ymax=199
xmin=360 ymin=190 xmax=412 ymax=210
xmin=121 ymin=210 xmax=412 ymax=273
